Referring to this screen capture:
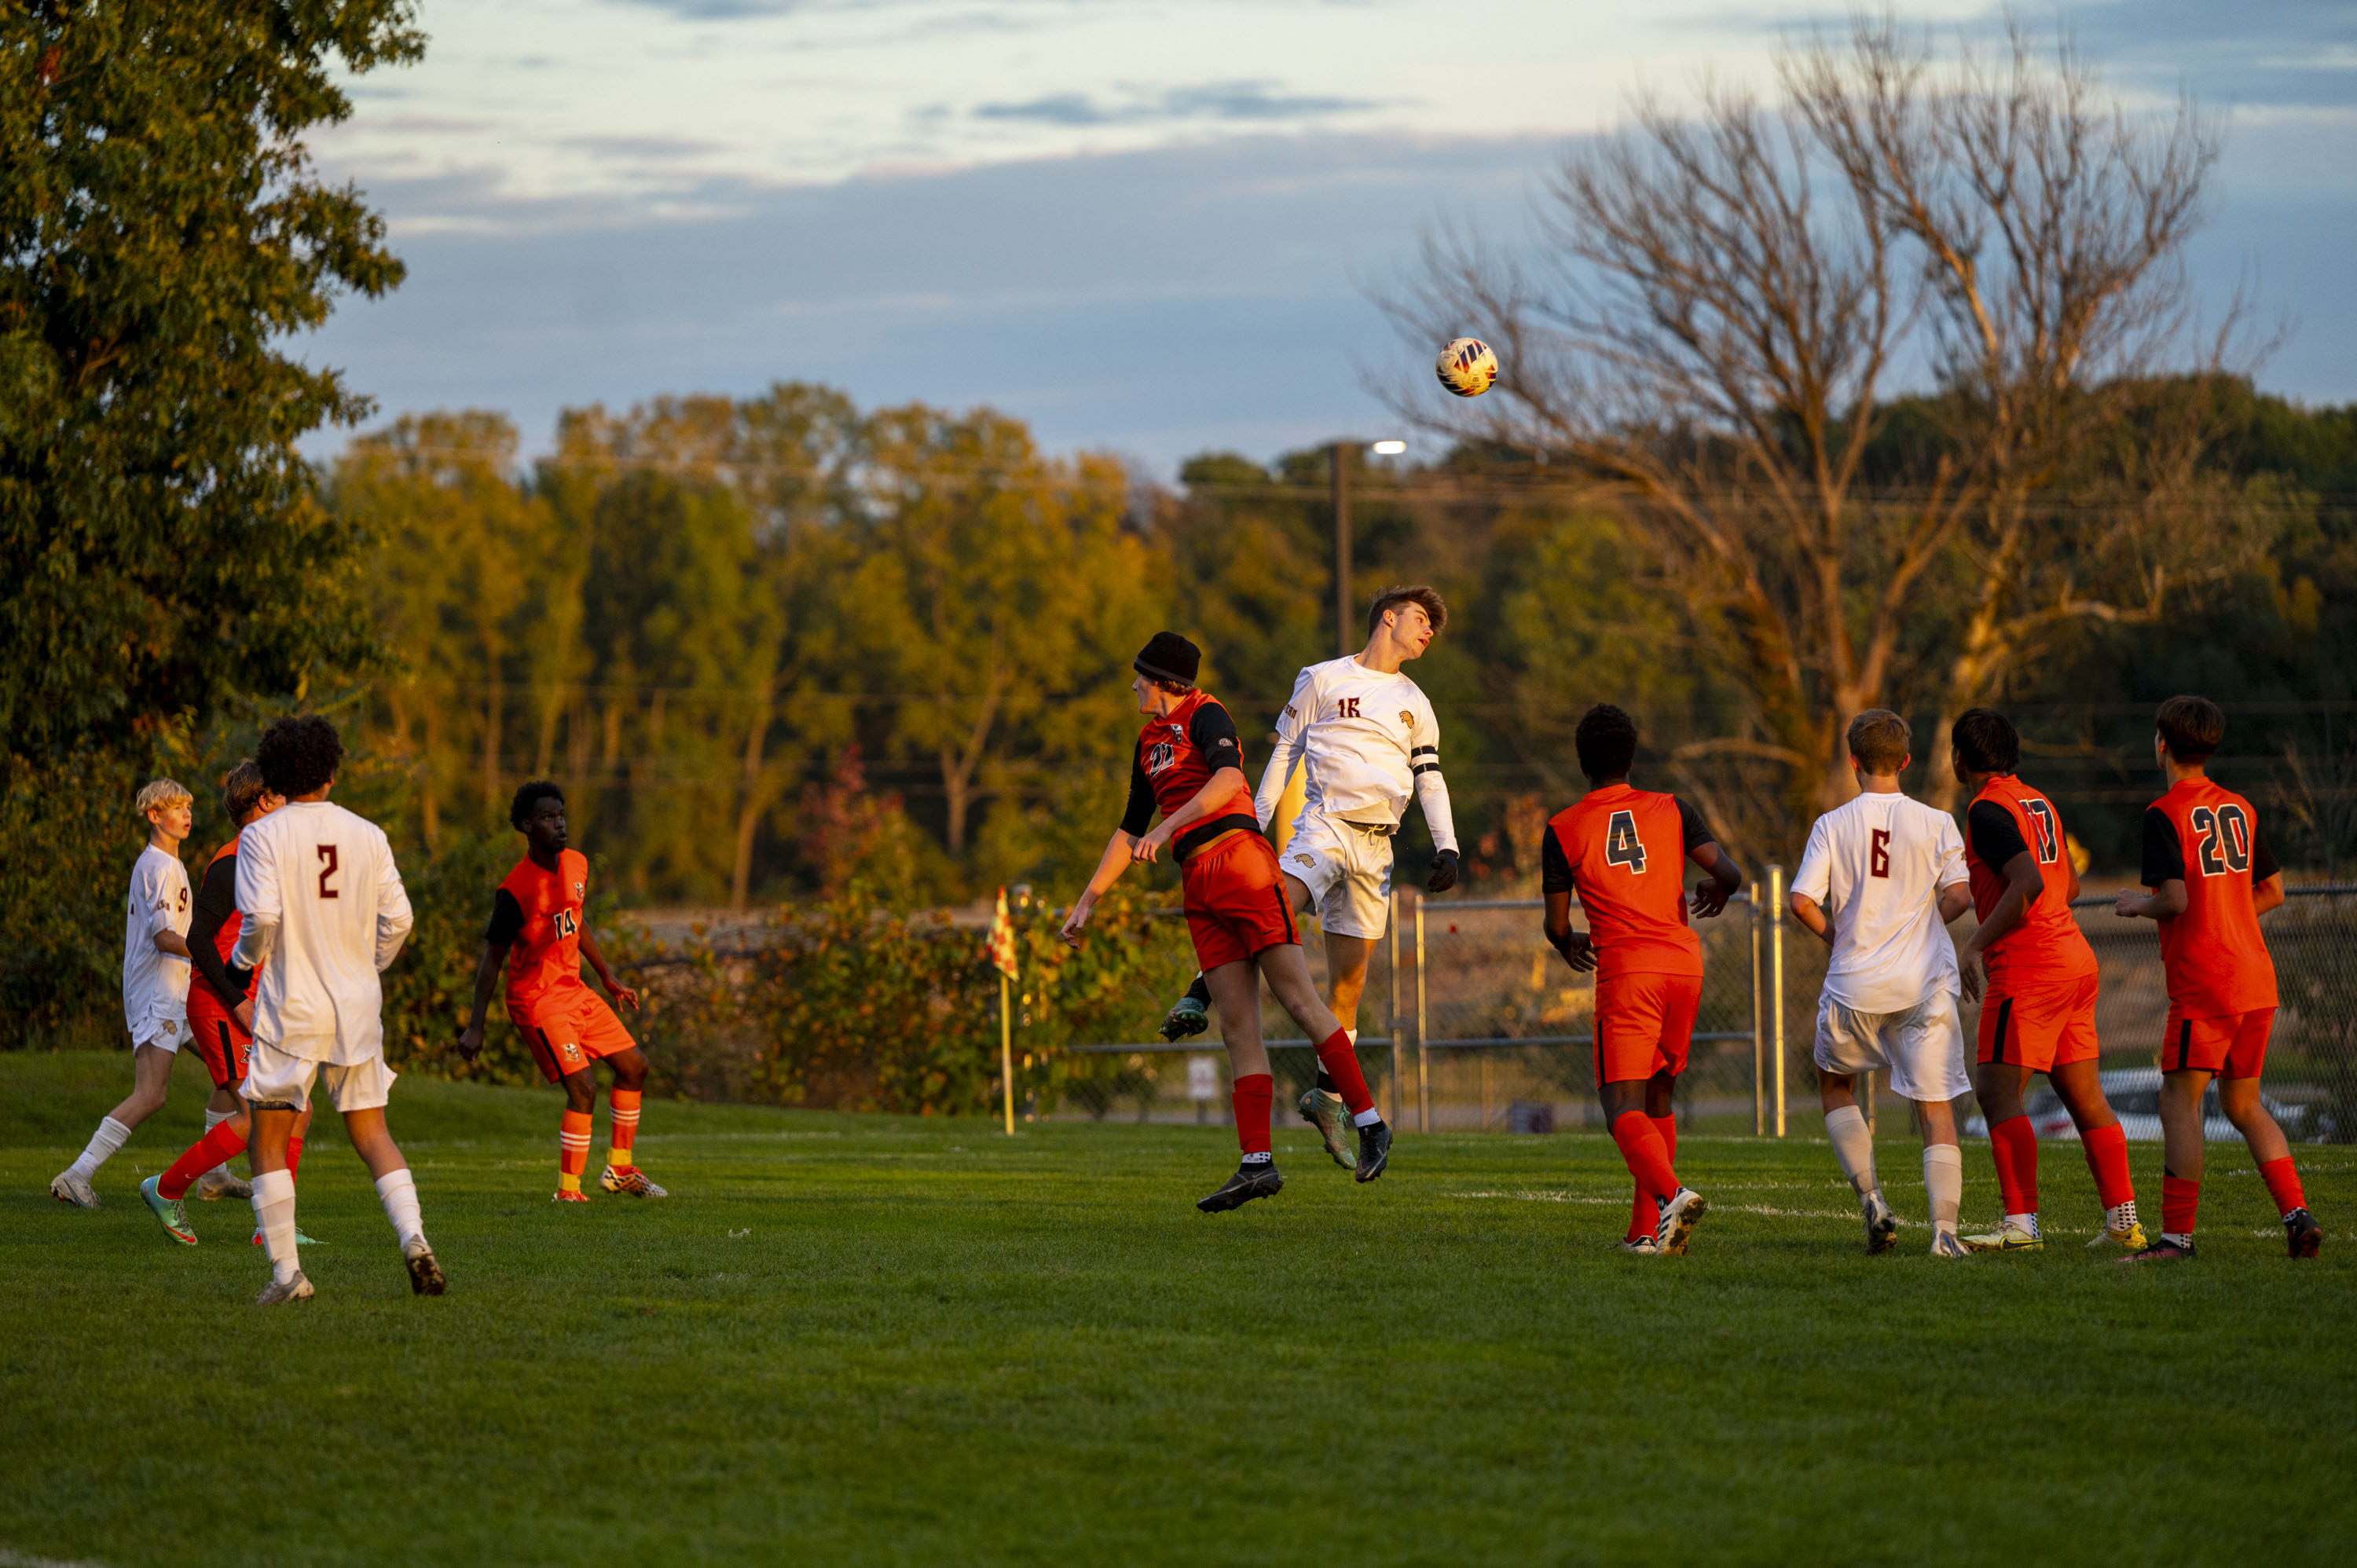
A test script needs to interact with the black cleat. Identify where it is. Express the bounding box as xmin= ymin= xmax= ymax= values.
xmin=405 ymin=1244 xmax=446 ymax=1295
xmin=1197 ymin=1163 xmax=1283 ymax=1212
xmin=1159 ymin=974 xmax=1214 ymax=1042
xmin=1353 ymin=1119 xmax=1392 ymax=1183
xmin=2119 ymin=1234 xmax=2197 ymax=1264
xmin=2286 ymin=1207 xmax=2323 ymax=1259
